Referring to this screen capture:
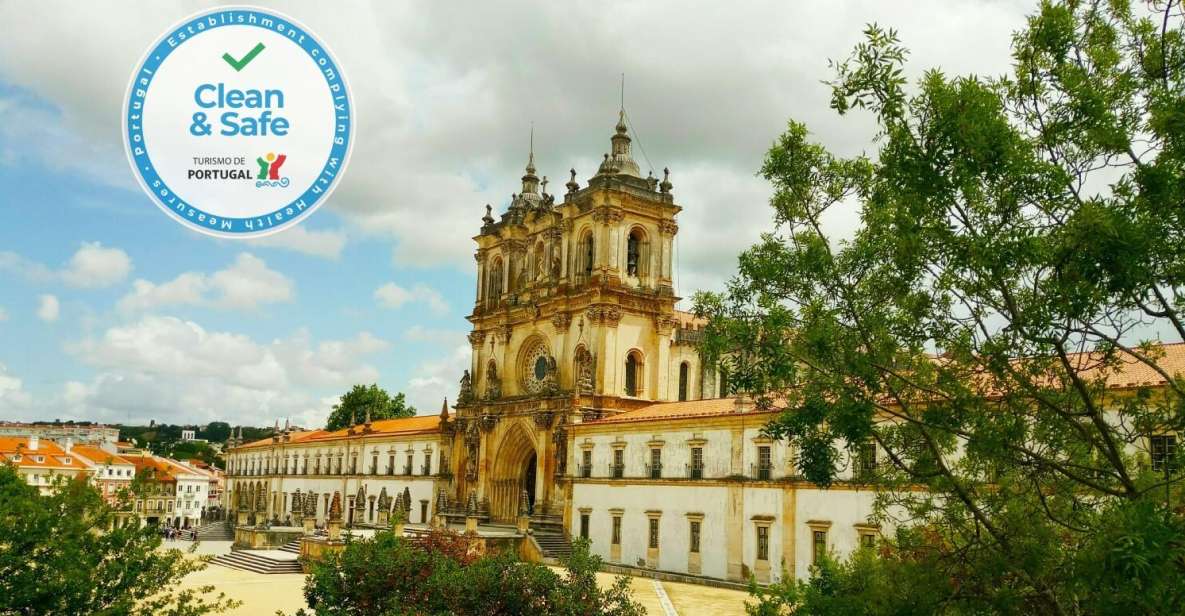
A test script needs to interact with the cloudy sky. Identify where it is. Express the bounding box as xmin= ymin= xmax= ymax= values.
xmin=0 ymin=0 xmax=1032 ymax=429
